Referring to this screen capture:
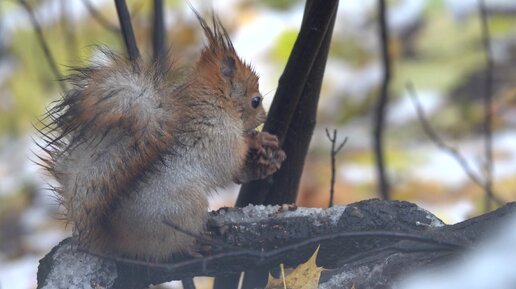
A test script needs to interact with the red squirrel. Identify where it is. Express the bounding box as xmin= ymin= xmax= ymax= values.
xmin=39 ymin=12 xmax=285 ymax=261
